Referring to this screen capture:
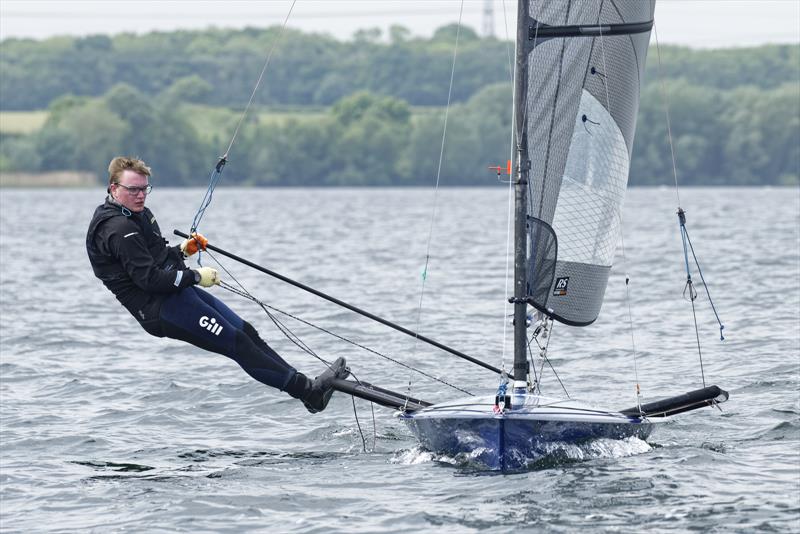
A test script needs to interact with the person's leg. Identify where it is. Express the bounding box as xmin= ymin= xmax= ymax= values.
xmin=158 ymin=287 xmax=349 ymax=412
xmin=192 ymin=288 xmax=292 ymax=371
xmin=159 ymin=287 xmax=296 ymax=390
